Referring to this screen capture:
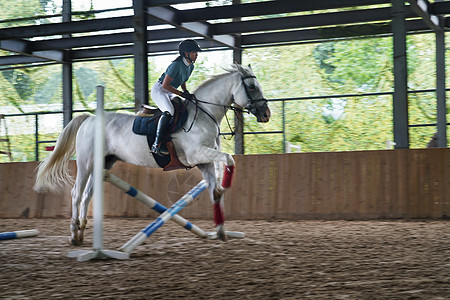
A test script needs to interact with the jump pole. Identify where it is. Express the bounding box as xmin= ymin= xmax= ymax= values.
xmin=119 ymin=180 xmax=208 ymax=254
xmin=0 ymin=229 xmax=39 ymax=240
xmin=104 ymin=171 xmax=208 ymax=238
xmin=105 ymin=171 xmax=245 ymax=244
xmin=68 ymin=86 xmax=129 ymax=261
